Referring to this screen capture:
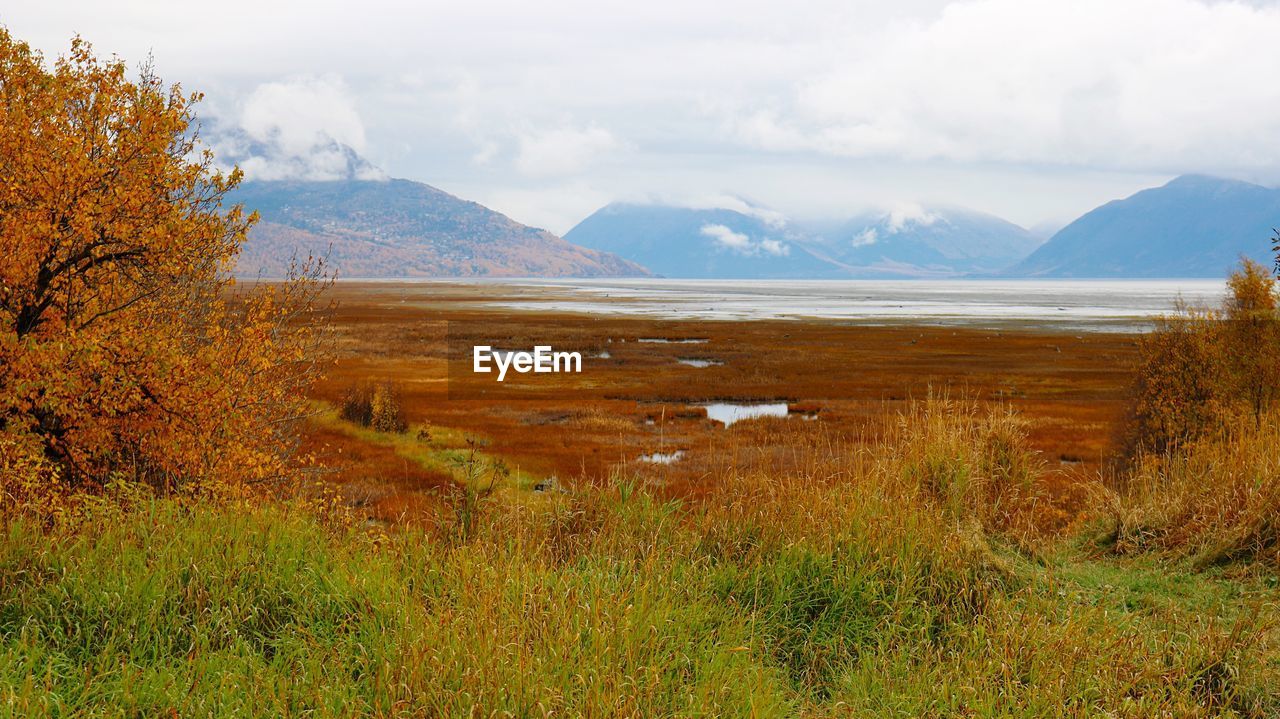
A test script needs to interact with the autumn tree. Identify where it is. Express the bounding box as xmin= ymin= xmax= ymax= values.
xmin=1222 ymin=259 xmax=1280 ymax=423
xmin=1130 ymin=258 xmax=1280 ymax=453
xmin=0 ymin=31 xmax=328 ymax=496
